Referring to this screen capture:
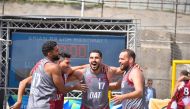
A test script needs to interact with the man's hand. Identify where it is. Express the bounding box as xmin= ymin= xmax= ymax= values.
xmin=134 ymin=63 xmax=143 ymax=71
xmin=74 ymin=83 xmax=88 ymax=92
xmin=101 ymin=63 xmax=109 ymax=73
xmin=10 ymin=101 xmax=22 ymax=109
xmin=111 ymin=95 xmax=125 ymax=105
